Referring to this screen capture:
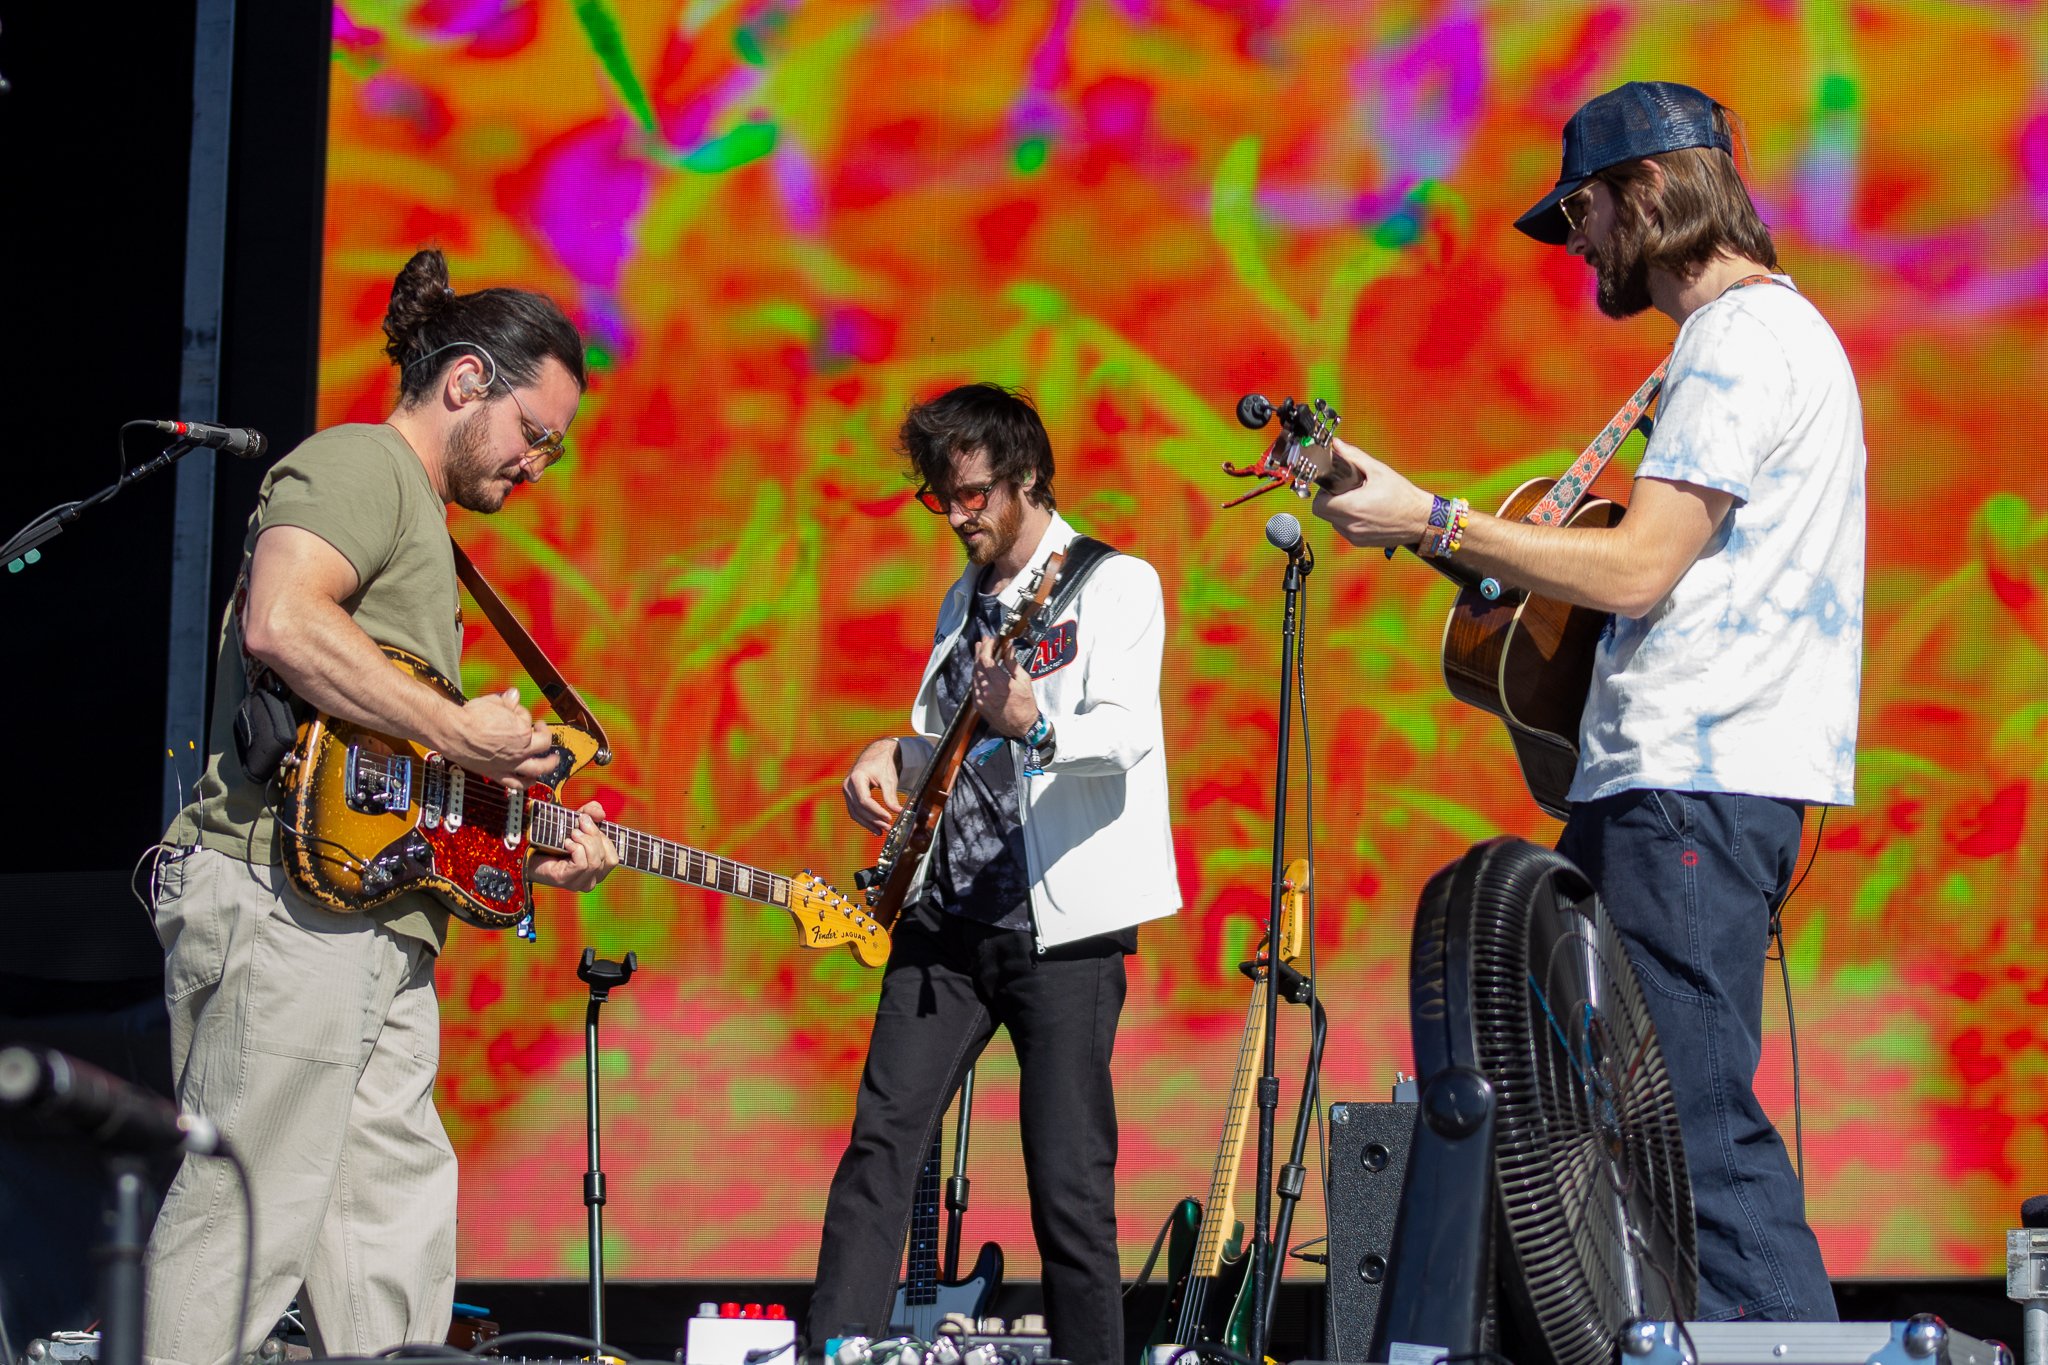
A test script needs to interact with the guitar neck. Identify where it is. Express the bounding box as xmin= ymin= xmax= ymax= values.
xmin=1192 ymin=977 xmax=1269 ymax=1278
xmin=528 ymin=801 xmax=793 ymax=908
